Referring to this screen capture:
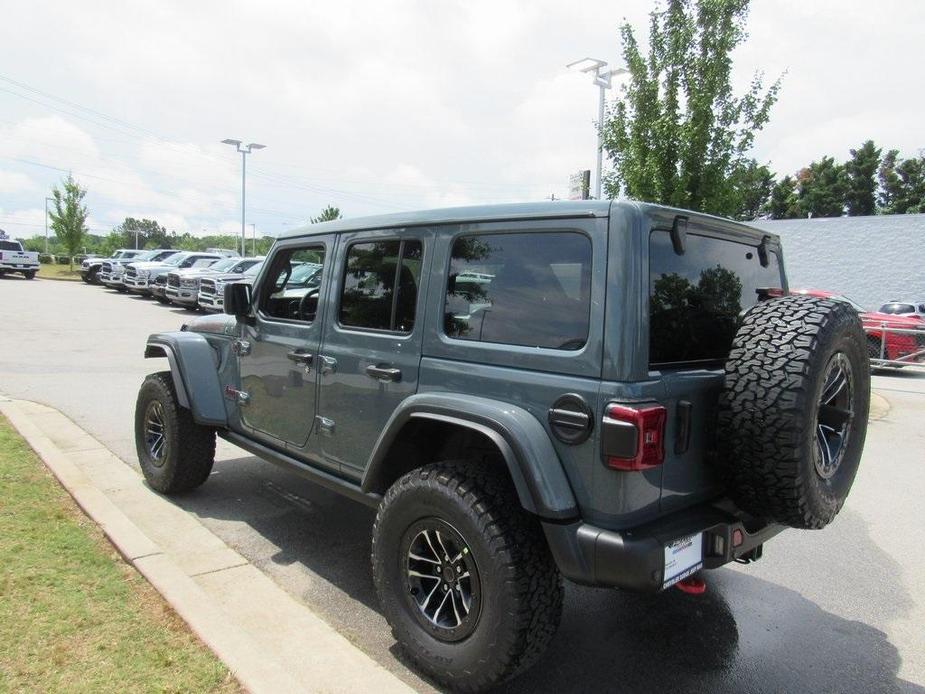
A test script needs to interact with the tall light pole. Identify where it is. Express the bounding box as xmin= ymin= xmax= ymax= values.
xmin=44 ymin=196 xmax=54 ymax=254
xmin=567 ymin=58 xmax=628 ymax=199
xmin=221 ymin=139 xmax=265 ymax=256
